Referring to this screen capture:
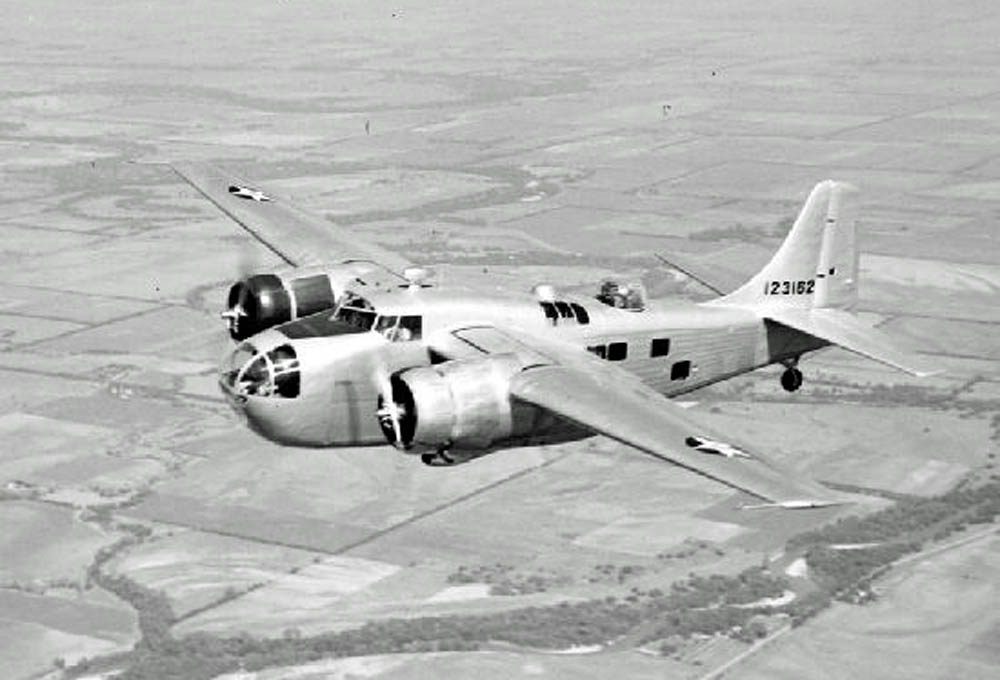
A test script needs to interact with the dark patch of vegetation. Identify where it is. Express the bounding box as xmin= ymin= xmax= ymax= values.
xmin=447 ymin=563 xmax=568 ymax=595
xmin=787 ymin=481 xmax=1000 ymax=607
xmin=688 ymin=222 xmax=773 ymax=244
xmin=587 ymin=562 xmax=647 ymax=584
xmin=789 ymin=482 xmax=1000 ymax=552
xmin=68 ymin=481 xmax=1000 ymax=679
